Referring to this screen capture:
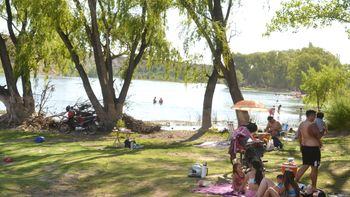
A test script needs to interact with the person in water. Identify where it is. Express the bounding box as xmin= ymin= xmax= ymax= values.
xmin=159 ymin=97 xmax=163 ymax=105
xmin=153 ymin=97 xmax=157 ymax=104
